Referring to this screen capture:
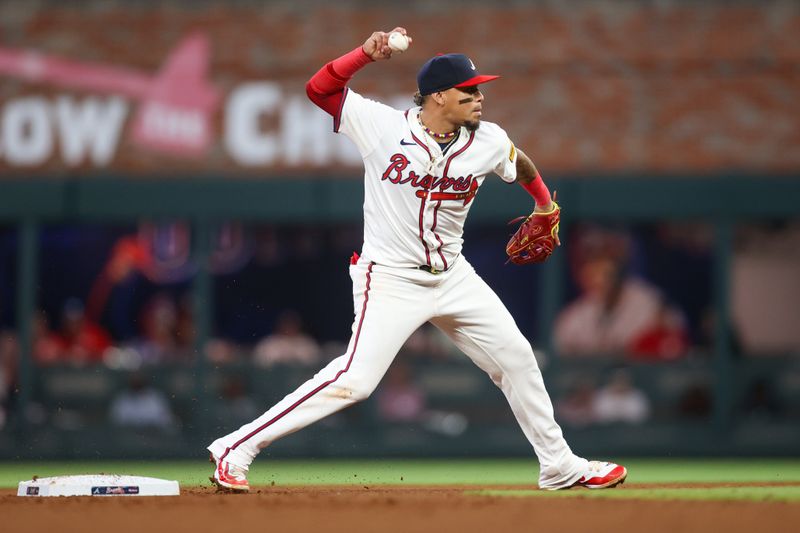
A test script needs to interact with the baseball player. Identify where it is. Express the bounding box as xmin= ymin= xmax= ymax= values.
xmin=208 ymin=27 xmax=627 ymax=491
